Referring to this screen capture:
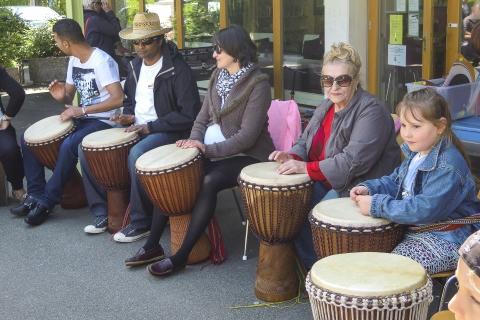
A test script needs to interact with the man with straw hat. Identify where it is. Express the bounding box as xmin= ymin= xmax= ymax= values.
xmin=80 ymin=13 xmax=201 ymax=243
